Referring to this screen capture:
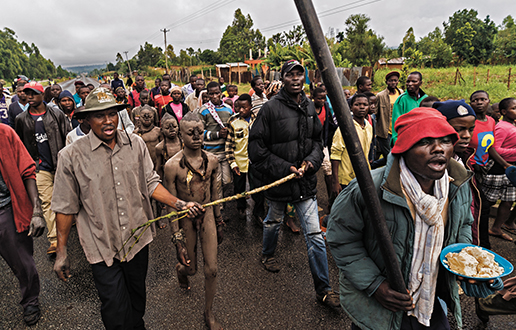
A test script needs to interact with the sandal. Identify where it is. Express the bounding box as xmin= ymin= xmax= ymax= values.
xmin=261 ymin=256 xmax=280 ymax=273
